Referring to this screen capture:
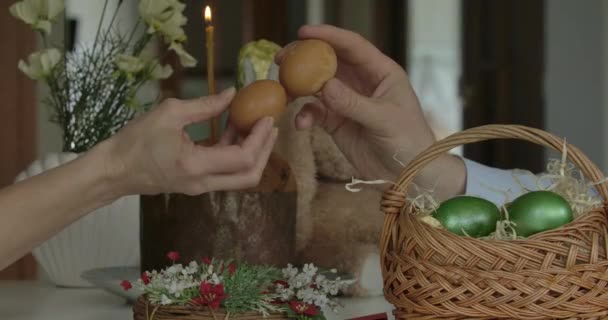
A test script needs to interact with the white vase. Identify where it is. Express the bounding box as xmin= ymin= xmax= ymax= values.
xmin=15 ymin=152 xmax=140 ymax=287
